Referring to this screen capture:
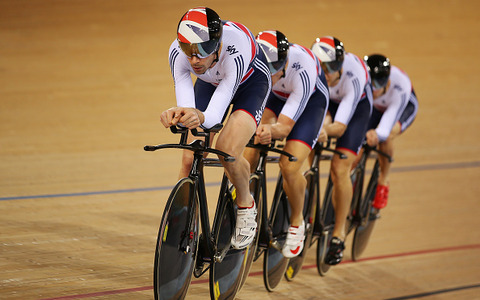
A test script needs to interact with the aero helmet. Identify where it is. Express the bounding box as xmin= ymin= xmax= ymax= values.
xmin=177 ymin=7 xmax=223 ymax=58
xmin=364 ymin=54 xmax=391 ymax=90
xmin=256 ymin=30 xmax=289 ymax=75
xmin=311 ymin=36 xmax=345 ymax=73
